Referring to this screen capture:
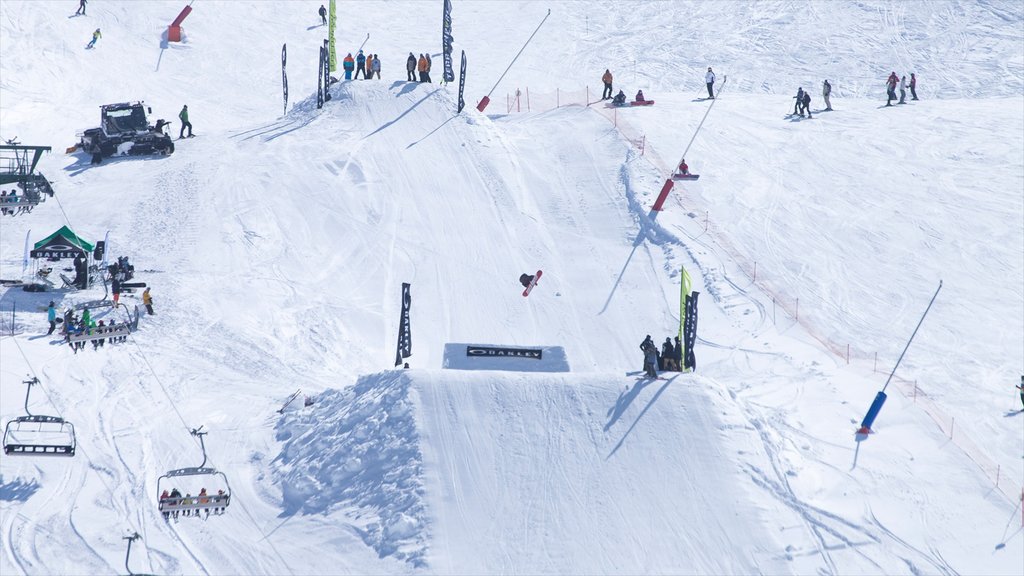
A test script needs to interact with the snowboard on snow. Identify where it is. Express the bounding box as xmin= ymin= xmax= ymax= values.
xmin=630 ymin=100 xmax=655 ymax=106
xmin=672 ymin=173 xmax=700 ymax=181
xmin=522 ymin=270 xmax=542 ymax=297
